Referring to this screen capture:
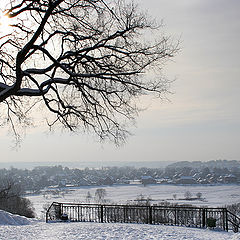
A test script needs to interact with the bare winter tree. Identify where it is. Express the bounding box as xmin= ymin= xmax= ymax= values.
xmin=0 ymin=177 xmax=35 ymax=217
xmin=184 ymin=191 xmax=192 ymax=200
xmin=95 ymin=188 xmax=107 ymax=203
xmin=0 ymin=0 xmax=178 ymax=144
